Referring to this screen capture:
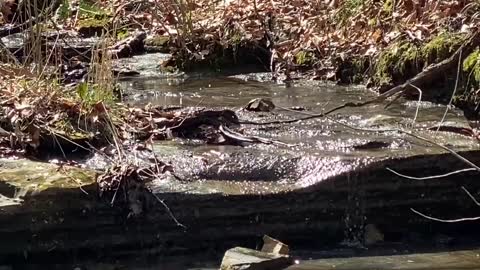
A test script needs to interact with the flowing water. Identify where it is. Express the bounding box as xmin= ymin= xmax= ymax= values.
xmin=111 ymin=58 xmax=480 ymax=268
xmin=1 ymin=53 xmax=480 ymax=269
xmin=115 ymin=60 xmax=478 ymax=196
